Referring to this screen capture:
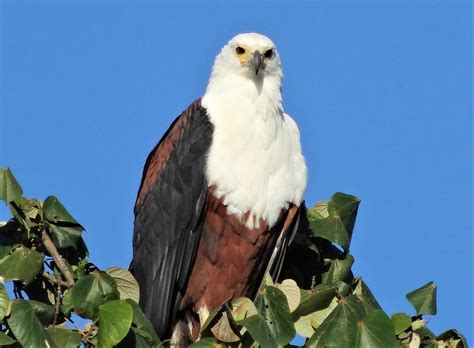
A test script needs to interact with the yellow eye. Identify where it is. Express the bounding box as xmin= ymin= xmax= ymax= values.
xmin=264 ymin=49 xmax=273 ymax=58
xmin=236 ymin=46 xmax=245 ymax=55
